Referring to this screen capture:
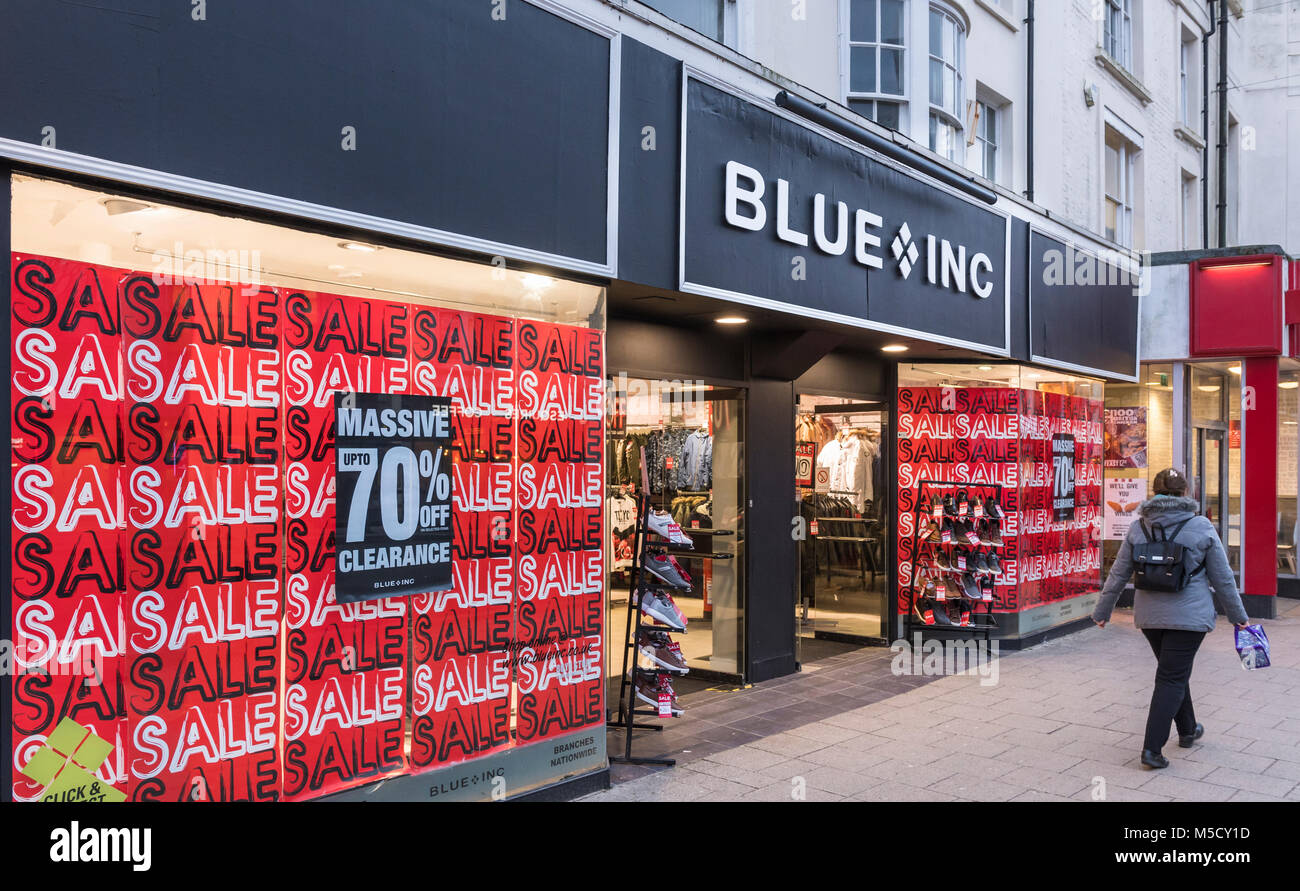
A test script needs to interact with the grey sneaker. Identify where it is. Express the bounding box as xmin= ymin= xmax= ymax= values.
xmin=647 ymin=510 xmax=694 ymax=548
xmin=644 ymin=553 xmax=692 ymax=590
